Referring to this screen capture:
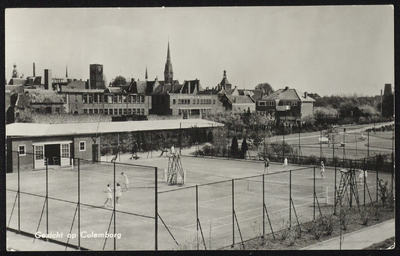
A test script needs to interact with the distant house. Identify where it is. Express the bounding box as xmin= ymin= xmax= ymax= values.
xmin=220 ymin=94 xmax=255 ymax=113
xmin=256 ymin=86 xmax=315 ymax=123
